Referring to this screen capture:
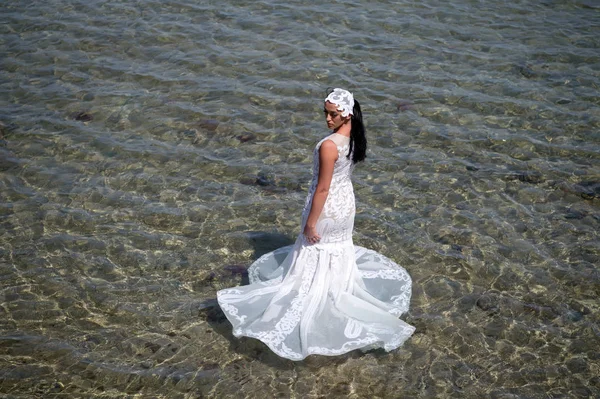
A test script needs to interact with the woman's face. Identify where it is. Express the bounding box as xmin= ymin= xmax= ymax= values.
xmin=323 ymin=101 xmax=349 ymax=131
